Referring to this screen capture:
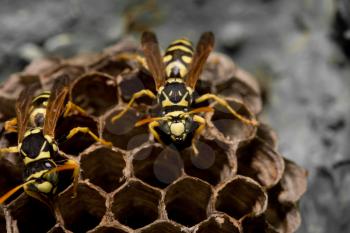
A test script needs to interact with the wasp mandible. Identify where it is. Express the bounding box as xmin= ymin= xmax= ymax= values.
xmin=0 ymin=76 xmax=111 ymax=205
xmin=112 ymin=32 xmax=258 ymax=153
